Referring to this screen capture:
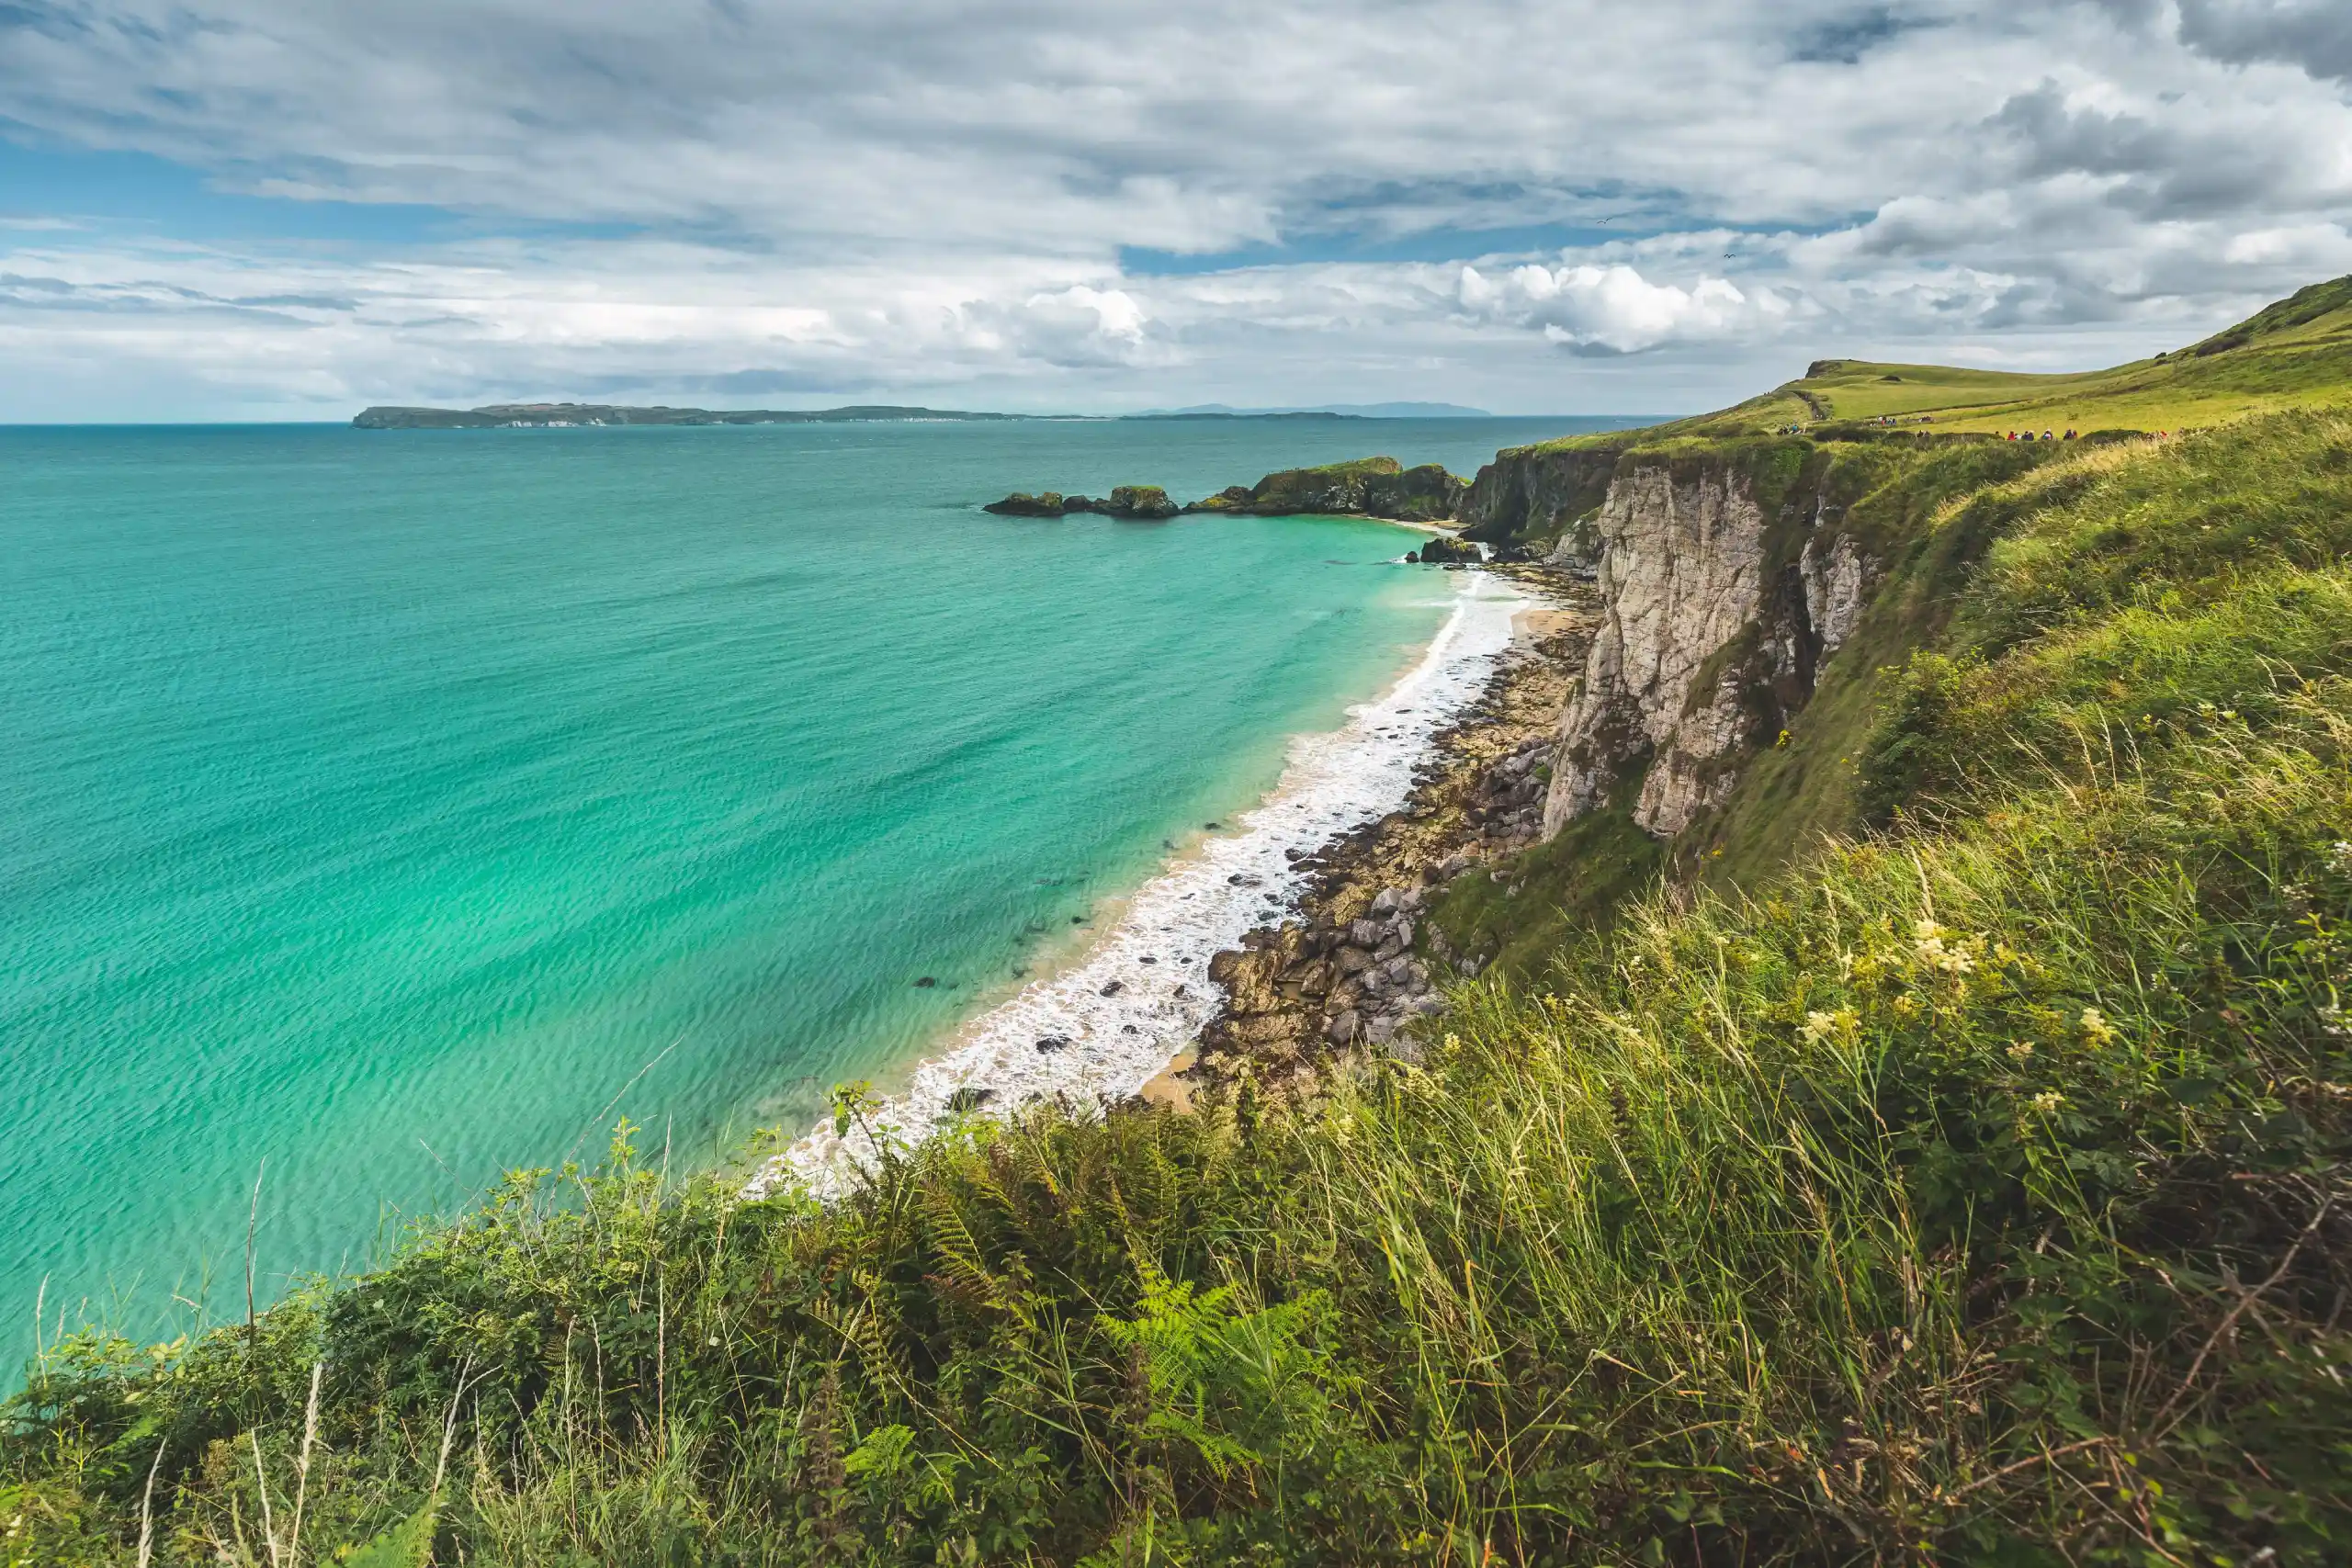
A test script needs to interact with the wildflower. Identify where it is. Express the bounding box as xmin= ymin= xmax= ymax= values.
xmin=1912 ymin=919 xmax=1976 ymax=975
xmin=2007 ymin=1041 xmax=2036 ymax=1062
xmin=1801 ymin=1008 xmax=1858 ymax=1044
xmin=2320 ymin=1004 xmax=2348 ymax=1041
xmin=2080 ymin=1008 xmax=2117 ymax=1046
xmin=2030 ymin=1090 xmax=2066 ymax=1115
xmin=2331 ymin=841 xmax=2352 ymax=869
